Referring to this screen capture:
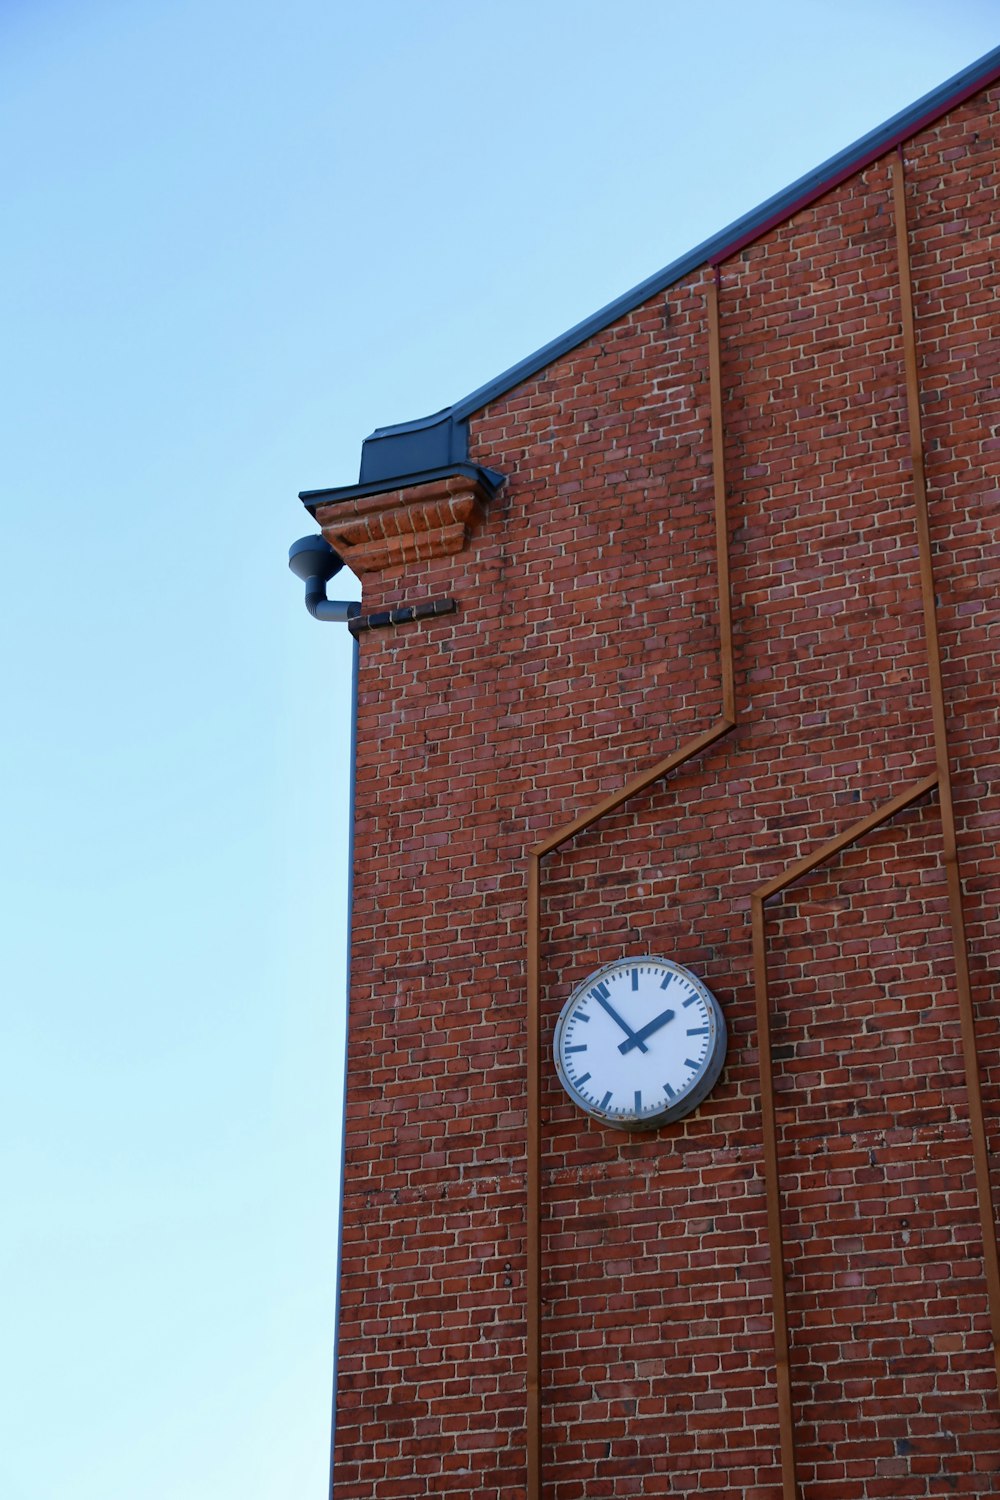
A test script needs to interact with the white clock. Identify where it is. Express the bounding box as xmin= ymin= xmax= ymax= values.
xmin=553 ymin=956 xmax=727 ymax=1130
